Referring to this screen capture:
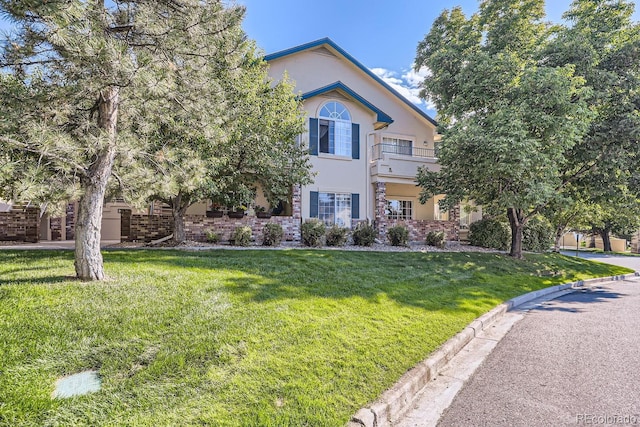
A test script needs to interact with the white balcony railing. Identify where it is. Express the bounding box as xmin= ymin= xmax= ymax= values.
xmin=372 ymin=143 xmax=436 ymax=160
